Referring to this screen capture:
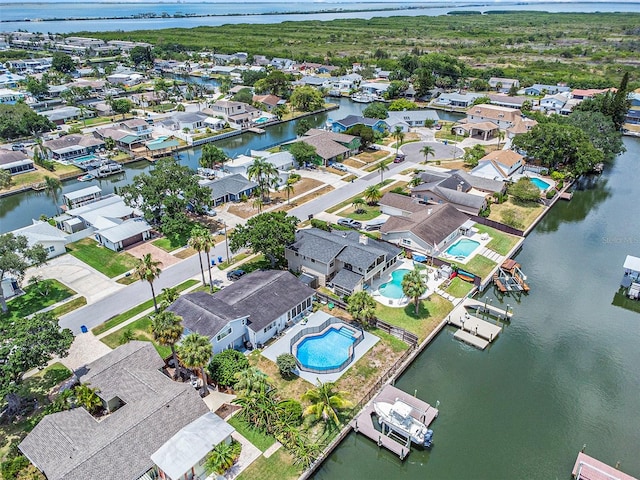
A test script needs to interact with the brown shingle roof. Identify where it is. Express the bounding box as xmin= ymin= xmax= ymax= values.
xmin=379 ymin=192 xmax=423 ymax=213
xmin=480 ymin=149 xmax=524 ymax=168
